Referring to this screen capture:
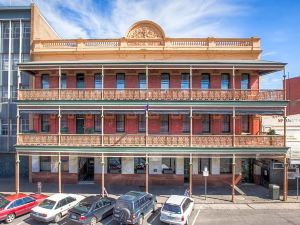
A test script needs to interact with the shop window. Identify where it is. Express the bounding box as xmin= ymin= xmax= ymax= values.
xmin=182 ymin=114 xmax=190 ymax=133
xmin=202 ymin=115 xmax=210 ymax=133
xmin=222 ymin=115 xmax=231 ymax=133
xmin=199 ymin=158 xmax=211 ymax=173
xmin=220 ymin=158 xmax=232 ymax=174
xmin=241 ymin=73 xmax=249 ymax=90
xmin=116 ymin=73 xmax=125 ymax=90
xmin=201 ymin=73 xmax=210 ymax=89
xmin=242 ymin=115 xmax=250 ymax=133
xmin=160 ymin=114 xmax=169 ymax=133
xmin=40 ymin=156 xmax=51 ymax=172
xmin=181 ymin=73 xmax=190 ymax=90
xmin=41 ymin=114 xmax=50 ymax=133
xmin=134 ymin=157 xmax=146 ymax=174
xmin=116 ymin=115 xmax=125 ymax=133
xmin=94 ymin=73 xmax=102 ymax=89
xmin=138 ymin=114 xmax=146 ymax=133
xmin=161 ymin=73 xmax=170 ymax=89
xmin=61 ymin=157 xmax=69 ymax=172
xmin=41 ymin=74 xmax=49 ymax=89
xmin=221 ymin=73 xmax=230 ymax=89
xmin=162 ymin=158 xmax=176 ymax=174
xmin=139 ymin=73 xmax=146 ymax=89
xmin=107 ymin=157 xmax=121 ymax=174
